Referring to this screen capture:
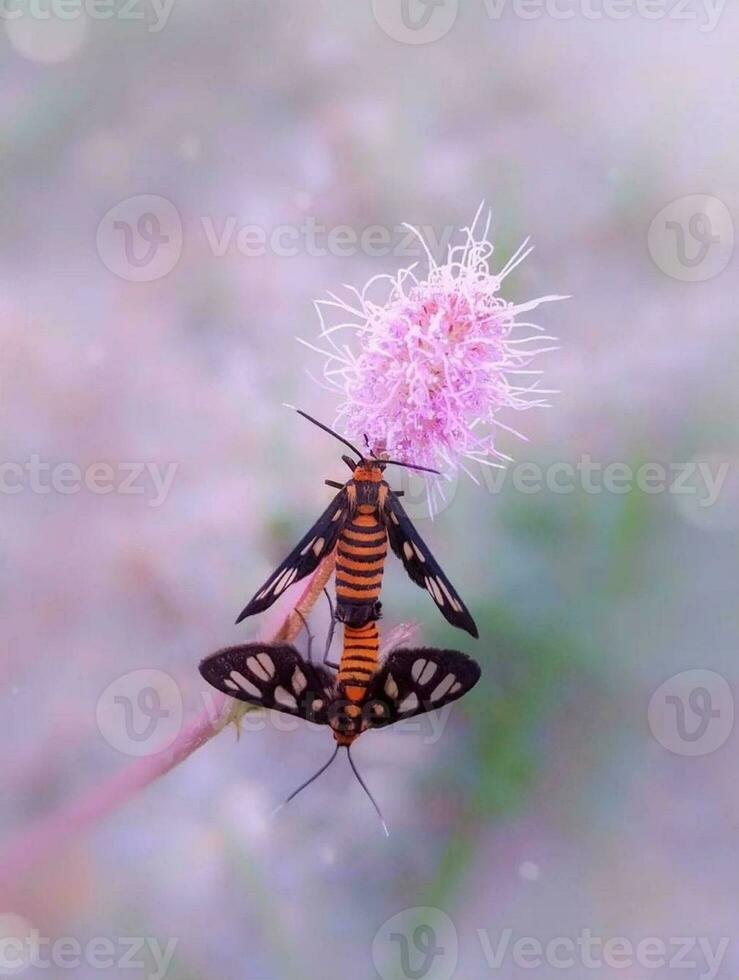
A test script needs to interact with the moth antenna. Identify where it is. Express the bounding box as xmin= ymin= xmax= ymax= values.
xmin=363 ymin=433 xmax=378 ymax=459
xmin=272 ymin=745 xmax=341 ymax=816
xmin=383 ymin=458 xmax=441 ymax=476
xmin=288 ymin=406 xmax=363 ymax=459
xmin=347 ymin=746 xmax=390 ymax=838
